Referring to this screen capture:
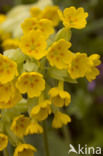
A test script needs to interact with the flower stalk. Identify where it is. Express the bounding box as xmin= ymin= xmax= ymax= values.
xmin=3 ymin=148 xmax=9 ymax=156
xmin=43 ymin=121 xmax=50 ymax=156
